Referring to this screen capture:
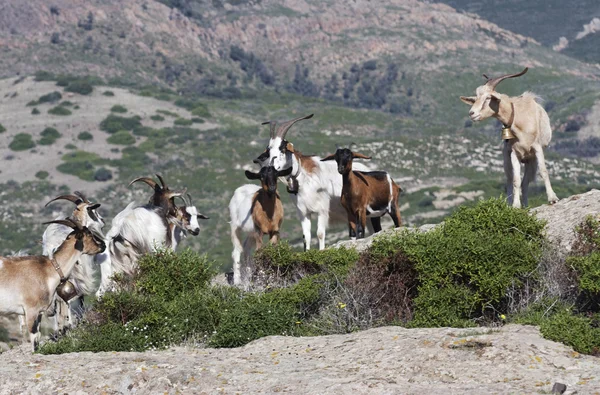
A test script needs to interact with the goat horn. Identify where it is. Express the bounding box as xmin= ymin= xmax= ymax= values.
xmin=262 ymin=120 xmax=277 ymax=139
xmin=165 ymin=188 xmax=187 ymax=199
xmin=275 ymin=114 xmax=314 ymax=139
xmin=129 ymin=177 xmax=158 ymax=190
xmin=73 ymin=191 xmax=90 ymax=203
xmin=42 ymin=218 xmax=81 ymax=230
xmin=155 ymin=174 xmax=168 ymax=190
xmin=186 ymin=193 xmax=193 ymax=206
xmin=484 ymin=67 xmax=529 ymax=91
xmin=45 ymin=194 xmax=84 ymax=208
